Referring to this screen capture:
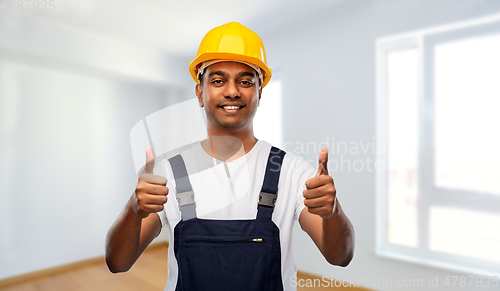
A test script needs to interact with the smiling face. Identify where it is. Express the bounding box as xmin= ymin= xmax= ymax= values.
xmin=196 ymin=61 xmax=262 ymax=135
